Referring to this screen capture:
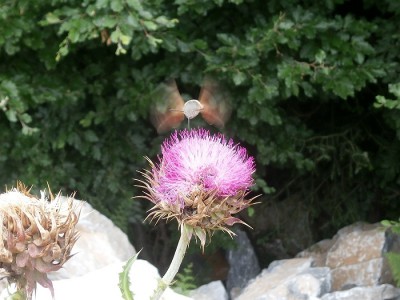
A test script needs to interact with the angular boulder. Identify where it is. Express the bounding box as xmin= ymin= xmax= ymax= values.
xmin=235 ymin=258 xmax=331 ymax=300
xmin=298 ymin=222 xmax=400 ymax=291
